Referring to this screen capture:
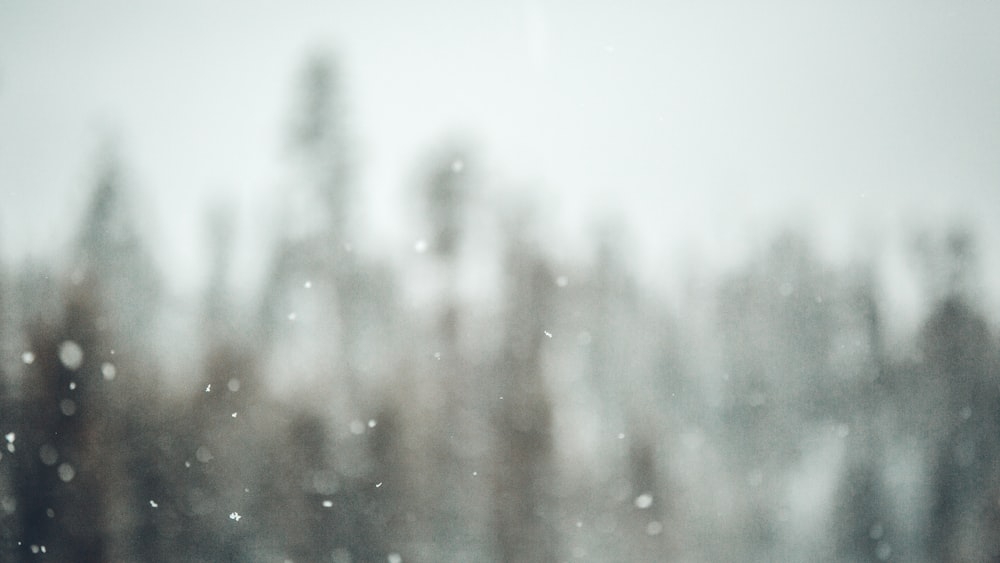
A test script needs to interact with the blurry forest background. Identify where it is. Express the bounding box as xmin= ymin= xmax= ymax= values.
xmin=2 ymin=53 xmax=1000 ymax=563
